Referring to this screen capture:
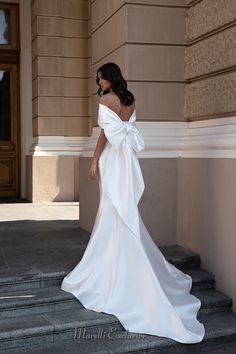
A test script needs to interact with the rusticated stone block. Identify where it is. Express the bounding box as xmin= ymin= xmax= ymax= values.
xmin=34 ymin=37 xmax=63 ymax=58
xmin=184 ymin=72 xmax=236 ymax=119
xmin=63 ymin=0 xmax=89 ymax=20
xmin=92 ymin=0 xmax=124 ymax=32
xmin=33 ymin=97 xmax=63 ymax=117
xmin=64 ymin=78 xmax=90 ymax=97
xmin=65 ymin=117 xmax=90 ymax=137
xmin=33 ymin=116 xmax=64 ymax=136
xmin=31 ymin=0 xmax=62 ymax=19
xmin=34 ymin=57 xmax=63 ymax=78
xmin=92 ymin=7 xmax=126 ymax=64
xmin=186 ymin=0 xmax=236 ymax=42
xmin=33 ymin=77 xmax=63 ymax=97
xmin=64 ymin=58 xmax=90 ymax=78
xmin=185 ymin=26 xmax=236 ymax=79
xmin=34 ymin=16 xmax=63 ymax=37
xmin=127 ymin=5 xmax=186 ymax=45
xmin=64 ymin=38 xmax=90 ymax=58
xmin=64 ymin=19 xmax=89 ymax=38
xmin=64 ymin=97 xmax=90 ymax=117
